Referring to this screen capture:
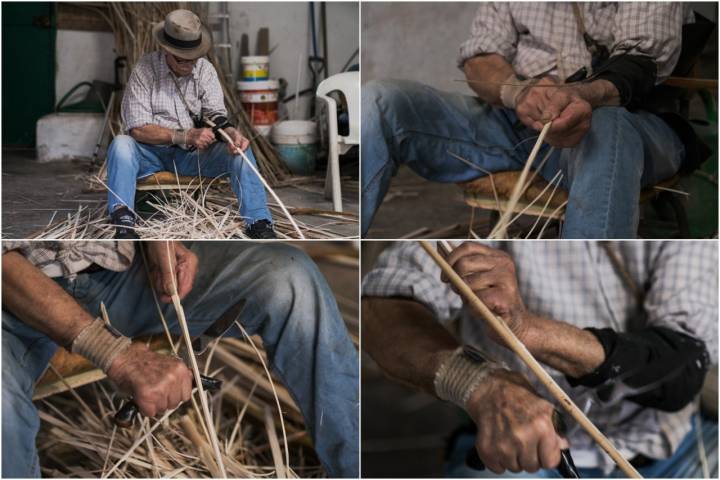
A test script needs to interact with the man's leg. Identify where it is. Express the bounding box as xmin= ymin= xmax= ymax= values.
xmin=361 ymin=79 xmax=547 ymax=236
xmin=63 ymin=242 xmax=359 ymax=477
xmin=542 ymin=107 xmax=685 ymax=239
xmin=2 ymin=311 xmax=59 ymax=478
xmin=105 ymin=135 xmax=166 ymax=213
xmin=168 ymin=143 xmax=272 ymax=226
